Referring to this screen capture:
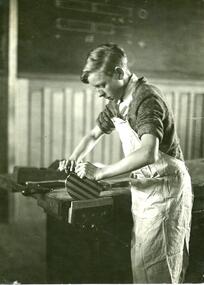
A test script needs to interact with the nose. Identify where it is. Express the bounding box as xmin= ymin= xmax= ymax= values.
xmin=97 ymin=89 xmax=106 ymax=98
